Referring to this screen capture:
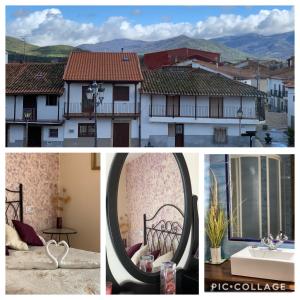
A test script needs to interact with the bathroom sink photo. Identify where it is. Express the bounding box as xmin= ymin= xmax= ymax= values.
xmin=231 ymin=246 xmax=295 ymax=282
